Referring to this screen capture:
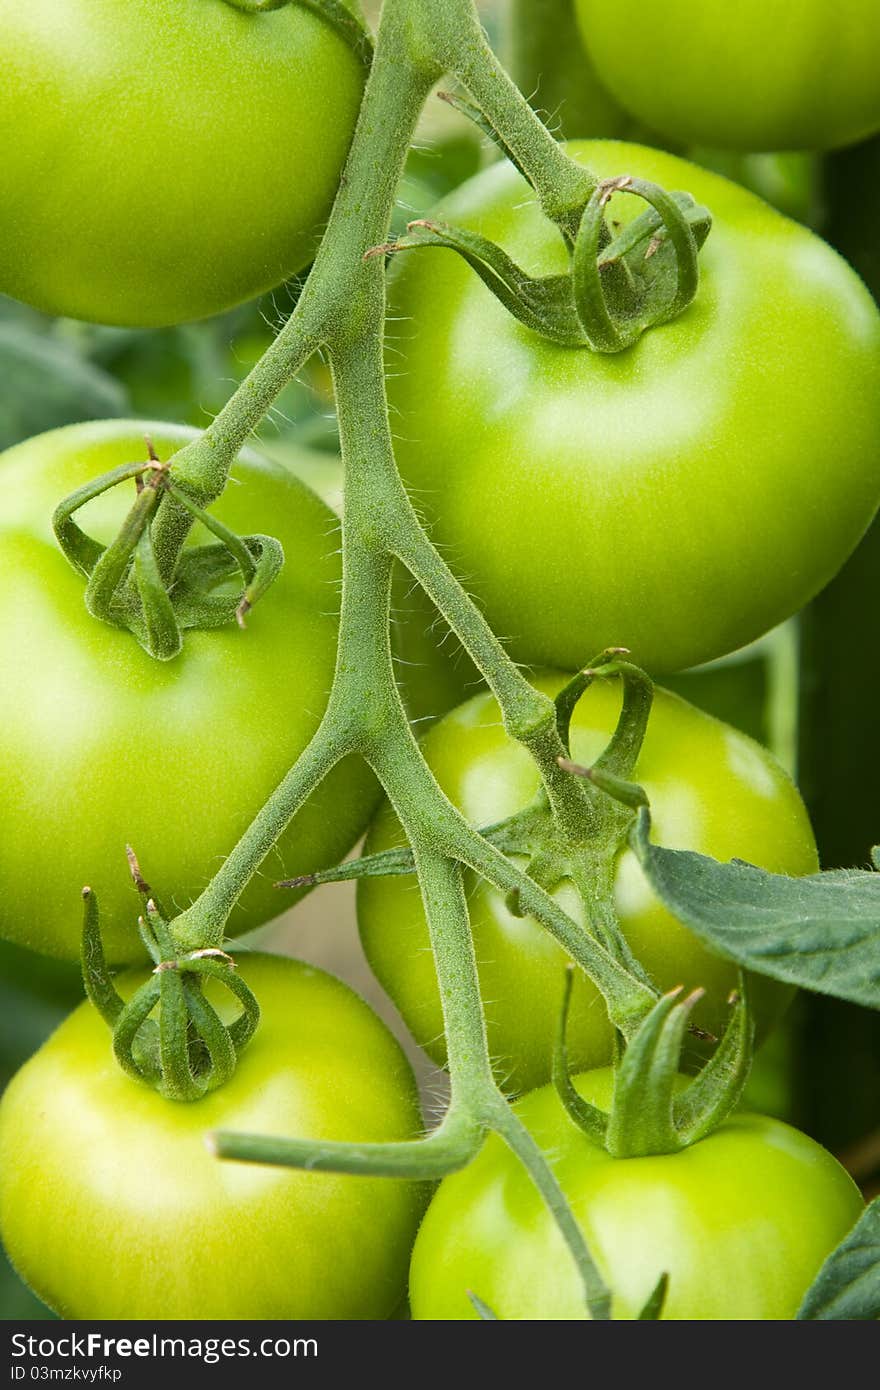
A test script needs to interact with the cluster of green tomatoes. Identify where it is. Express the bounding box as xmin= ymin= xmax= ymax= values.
xmin=0 ymin=0 xmax=879 ymax=1321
